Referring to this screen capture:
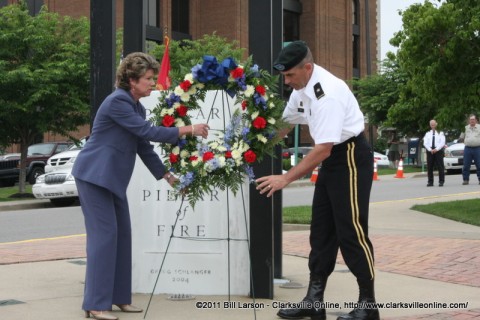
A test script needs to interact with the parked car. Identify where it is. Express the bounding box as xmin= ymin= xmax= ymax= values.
xmin=373 ymin=152 xmax=389 ymax=167
xmin=0 ymin=142 xmax=71 ymax=186
xmin=33 ymin=138 xmax=87 ymax=206
xmin=45 ymin=138 xmax=87 ymax=173
xmin=443 ymin=143 xmax=477 ymax=174
xmin=32 ymin=168 xmax=78 ymax=206
xmin=282 ymin=147 xmax=314 ymax=159
xmin=0 ymin=153 xmax=20 ymax=160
